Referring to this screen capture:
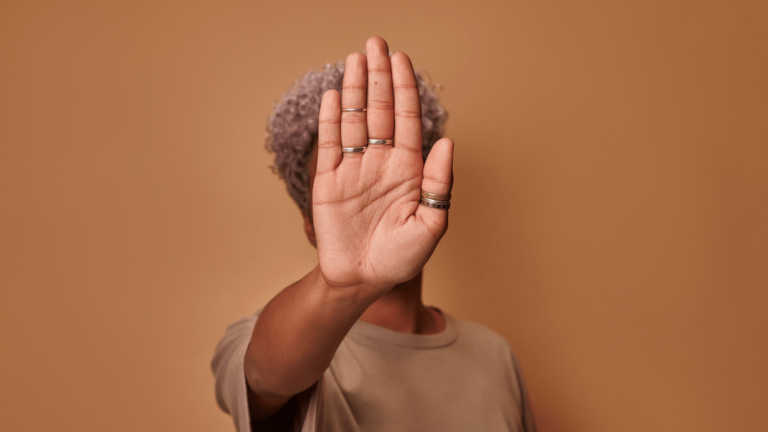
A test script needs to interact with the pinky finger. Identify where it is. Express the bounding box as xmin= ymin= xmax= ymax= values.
xmin=317 ymin=90 xmax=342 ymax=176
